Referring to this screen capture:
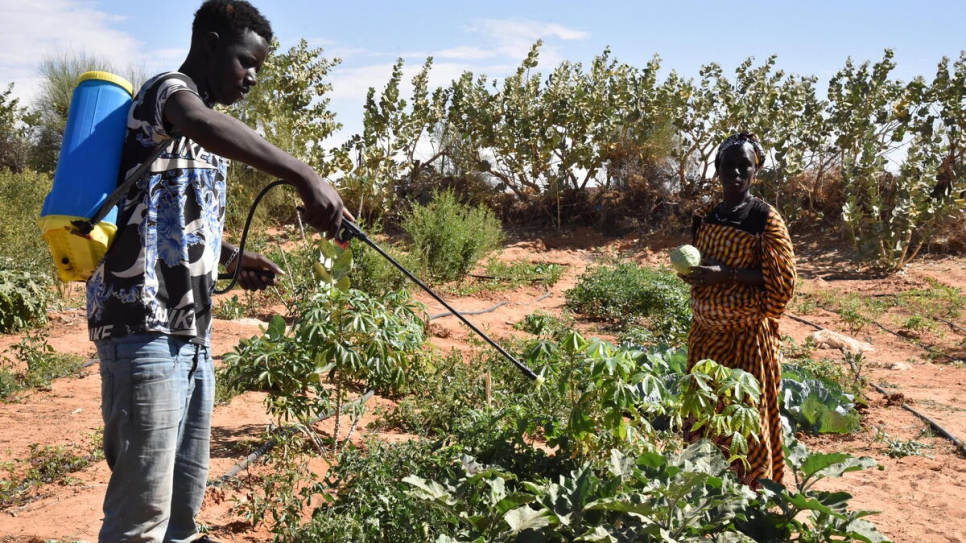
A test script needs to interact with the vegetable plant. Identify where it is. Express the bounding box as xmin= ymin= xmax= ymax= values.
xmin=221 ymin=237 xmax=431 ymax=448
